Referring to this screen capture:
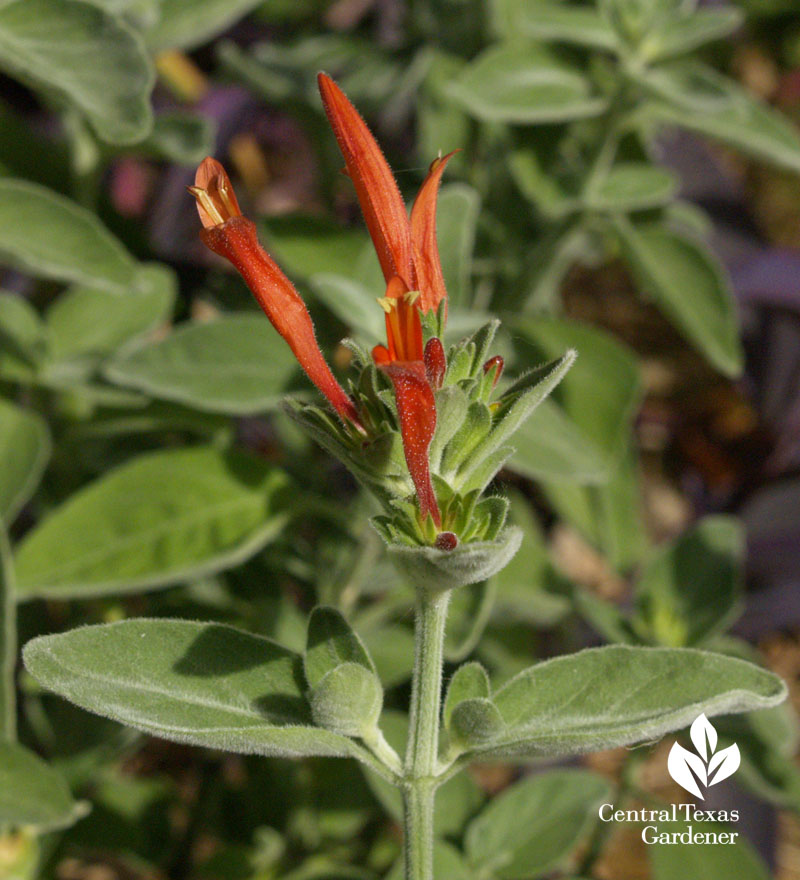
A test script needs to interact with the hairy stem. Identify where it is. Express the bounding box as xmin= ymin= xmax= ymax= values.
xmin=1 ymin=526 xmax=16 ymax=742
xmin=403 ymin=591 xmax=449 ymax=880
